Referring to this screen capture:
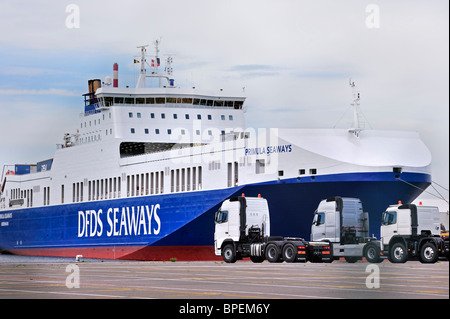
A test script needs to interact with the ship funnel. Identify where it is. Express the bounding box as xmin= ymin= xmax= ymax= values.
xmin=113 ymin=63 xmax=118 ymax=87
xmin=87 ymin=79 xmax=101 ymax=104
xmin=88 ymin=79 xmax=101 ymax=93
